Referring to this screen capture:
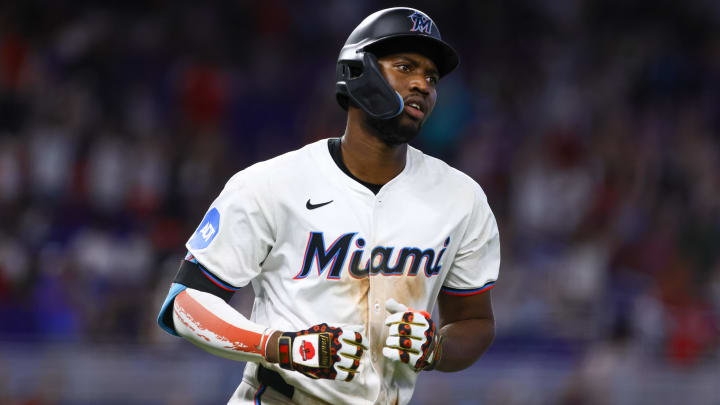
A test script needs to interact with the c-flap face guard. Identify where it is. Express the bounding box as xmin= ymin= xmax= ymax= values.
xmin=342 ymin=52 xmax=404 ymax=120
